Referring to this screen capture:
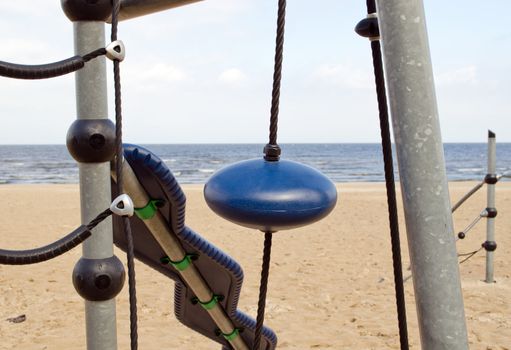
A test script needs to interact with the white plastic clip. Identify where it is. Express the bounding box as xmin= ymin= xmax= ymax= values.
xmin=106 ymin=40 xmax=126 ymax=62
xmin=110 ymin=194 xmax=134 ymax=217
